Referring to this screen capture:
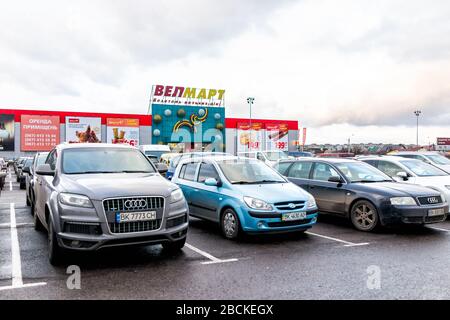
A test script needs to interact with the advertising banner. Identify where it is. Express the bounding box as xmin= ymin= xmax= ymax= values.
xmin=0 ymin=114 xmax=15 ymax=151
xmin=65 ymin=116 xmax=101 ymax=143
xmin=437 ymin=138 xmax=450 ymax=146
xmin=21 ymin=115 xmax=60 ymax=151
xmin=237 ymin=122 xmax=263 ymax=153
xmin=106 ymin=118 xmax=139 ymax=146
xmin=265 ymin=124 xmax=289 ymax=151
xmin=151 ymin=85 xmax=225 ymax=107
